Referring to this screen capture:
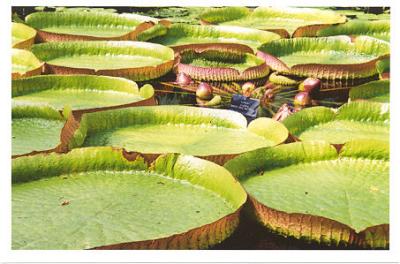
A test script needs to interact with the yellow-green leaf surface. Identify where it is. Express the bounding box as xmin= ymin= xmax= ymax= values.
xmin=349 ymin=80 xmax=389 ymax=103
xmin=320 ymin=8 xmax=390 ymax=21
xmin=376 ymin=58 xmax=390 ymax=76
xmin=317 ymin=20 xmax=390 ymax=42
xmin=150 ymin=23 xmax=280 ymax=50
xmin=25 ymin=11 xmax=160 ymax=38
xmin=175 ymin=45 xmax=270 ymax=81
xmin=12 ymin=75 xmax=153 ymax=111
xmin=31 ymin=41 xmax=174 ymax=80
xmin=53 ymin=7 xmax=117 ymax=13
xmin=12 ymin=104 xmax=65 ymax=156
xmin=200 ymin=7 xmax=346 ymax=37
xmin=12 ymin=147 xmax=247 ymax=249
xmin=12 ymin=48 xmax=42 ymax=76
xmin=283 ymin=101 xmax=389 ymax=144
xmin=181 ymin=51 xmax=263 ymax=72
xmin=68 ymin=106 xmax=288 ymax=156
xmin=225 ymin=140 xmax=389 ymax=245
xmin=259 ymin=36 xmax=389 ymax=67
xmin=12 ymin=22 xmax=36 ymax=48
